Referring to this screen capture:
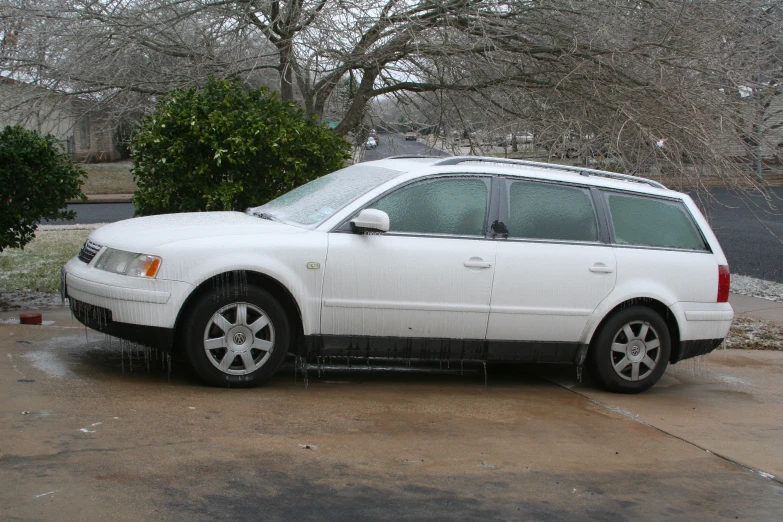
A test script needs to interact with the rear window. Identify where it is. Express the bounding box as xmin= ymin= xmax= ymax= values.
xmin=507 ymin=180 xmax=599 ymax=242
xmin=605 ymin=192 xmax=707 ymax=251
